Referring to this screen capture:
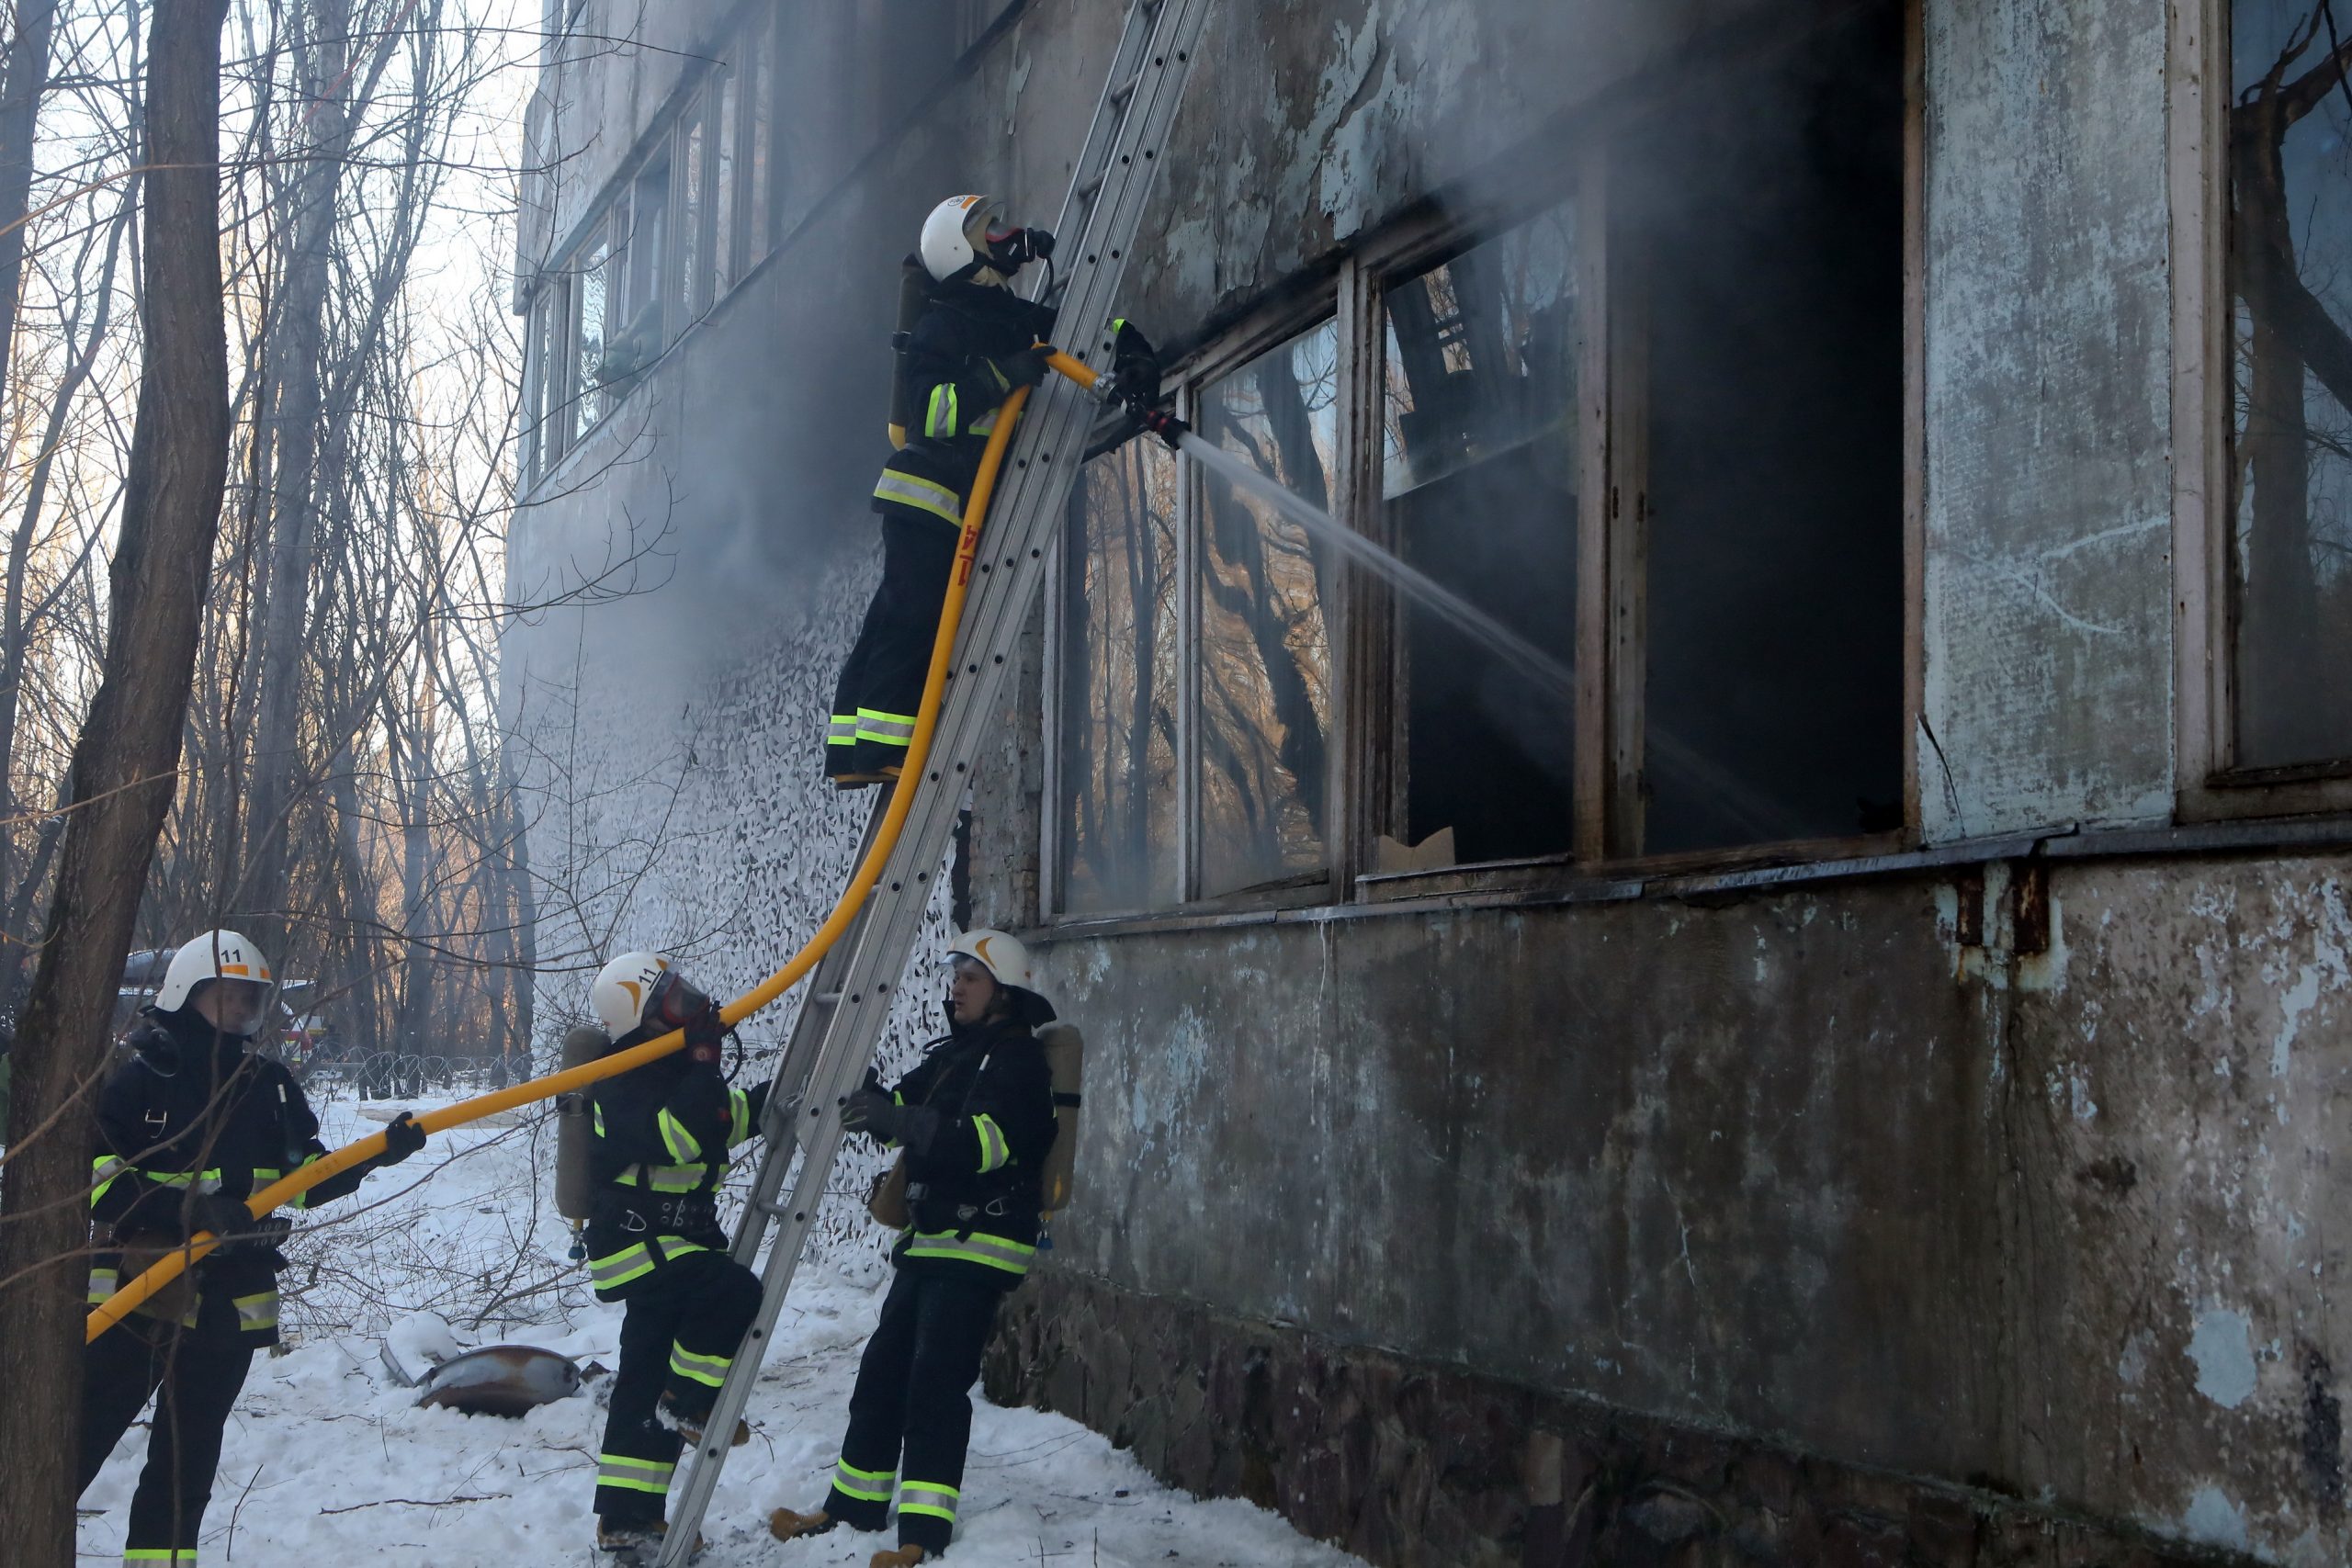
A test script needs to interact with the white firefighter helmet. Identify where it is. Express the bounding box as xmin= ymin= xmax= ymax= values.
xmin=591 ymin=950 xmax=671 ymax=1037
xmin=154 ymin=929 xmax=275 ymax=1013
xmin=945 ymin=929 xmax=1044 ymax=1003
xmin=920 ymin=194 xmax=1012 ymax=284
